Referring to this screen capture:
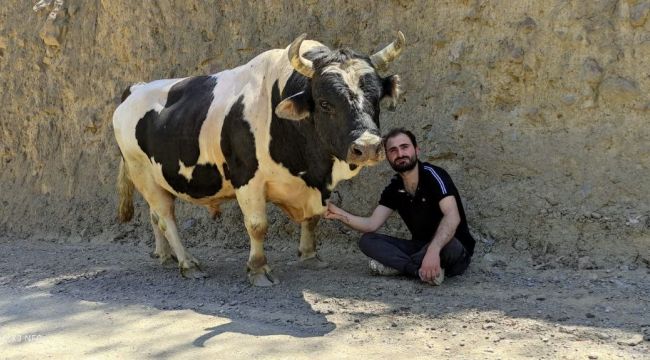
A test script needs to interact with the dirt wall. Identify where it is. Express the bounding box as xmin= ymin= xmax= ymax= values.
xmin=1 ymin=0 xmax=648 ymax=268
